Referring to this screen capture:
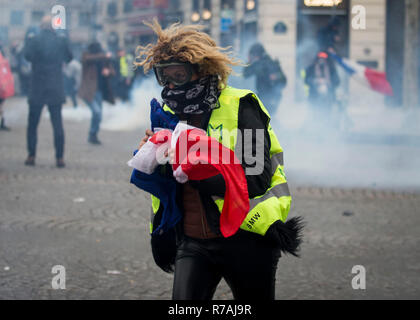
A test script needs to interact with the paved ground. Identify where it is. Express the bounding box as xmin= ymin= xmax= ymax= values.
xmin=1 ymin=97 xmax=419 ymax=300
